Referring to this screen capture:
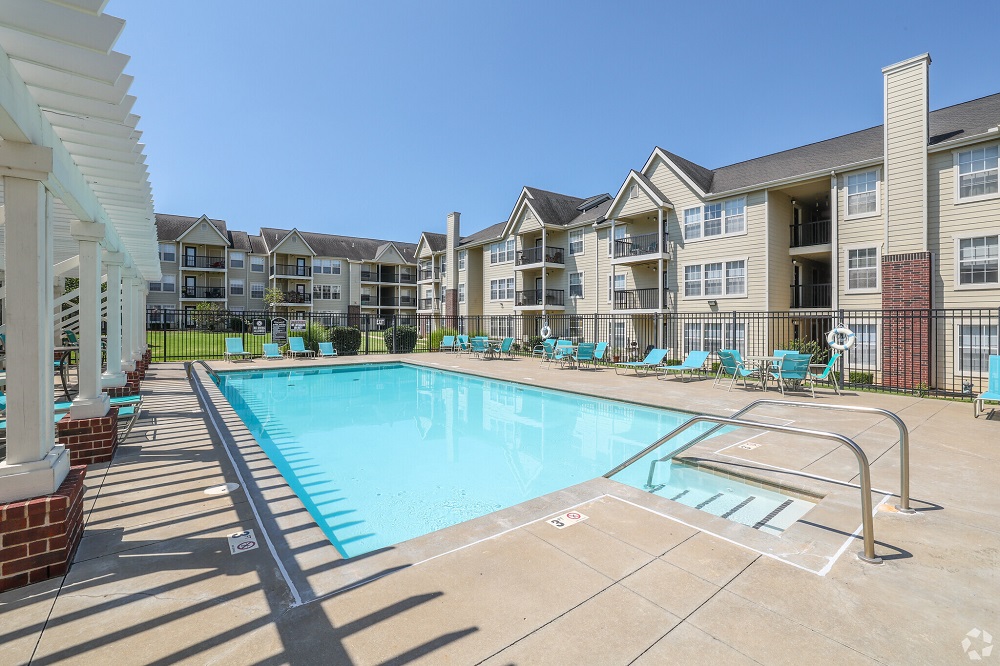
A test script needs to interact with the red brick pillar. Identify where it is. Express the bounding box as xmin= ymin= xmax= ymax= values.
xmin=444 ymin=289 xmax=458 ymax=319
xmin=56 ymin=408 xmax=120 ymax=465
xmin=881 ymin=252 xmax=932 ymax=390
xmin=0 ymin=466 xmax=86 ymax=592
